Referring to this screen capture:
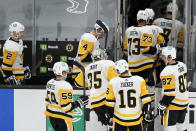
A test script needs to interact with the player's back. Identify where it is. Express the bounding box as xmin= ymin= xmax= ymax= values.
xmin=125 ymin=26 xmax=156 ymax=72
xmin=85 ymin=60 xmax=116 ymax=109
xmin=1 ymin=37 xmax=24 ymax=78
xmin=45 ymin=79 xmax=73 ymax=115
xmin=147 ymin=24 xmax=163 ymax=46
xmin=108 ymin=75 xmax=151 ymax=126
xmin=160 ymin=61 xmax=188 ymax=110
xmin=76 ymin=33 xmax=100 ymax=62
xmin=153 ymin=18 xmax=184 ymax=47
xmin=73 ymin=33 xmax=100 ymax=78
